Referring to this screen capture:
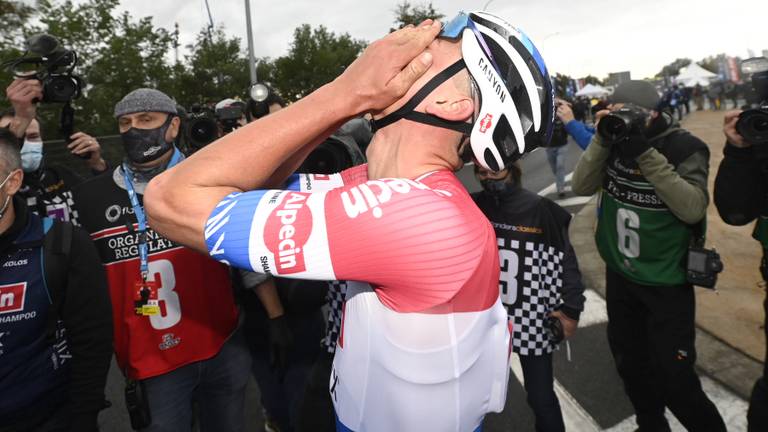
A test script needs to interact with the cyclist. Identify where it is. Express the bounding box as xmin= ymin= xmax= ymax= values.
xmin=146 ymin=12 xmax=554 ymax=432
